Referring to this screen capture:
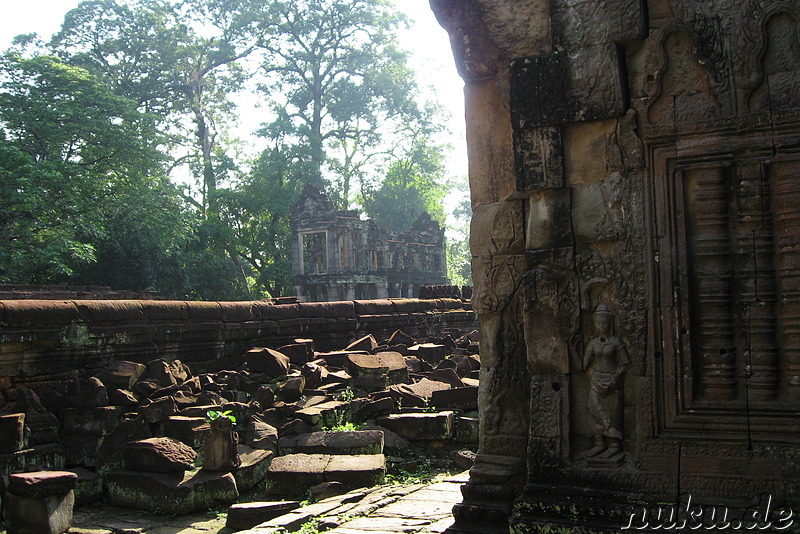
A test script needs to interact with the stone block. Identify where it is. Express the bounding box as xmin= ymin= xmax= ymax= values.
xmin=233 ymin=445 xmax=274 ymax=492
xmin=454 ymin=417 xmax=479 ymax=444
xmin=431 ymin=386 xmax=479 ymax=412
xmin=408 ymin=343 xmax=448 ymax=365
xmin=68 ymin=468 xmax=103 ymax=506
xmin=225 ymin=501 xmax=301 ymax=531
xmin=3 ymin=490 xmax=75 ymax=534
xmin=429 ymin=368 xmax=465 ymax=388
xmin=64 ymin=377 xmax=108 ymax=408
xmin=96 ymin=361 xmax=146 ymax=391
xmin=276 ymin=343 xmax=313 ymax=365
xmin=124 ymin=437 xmax=197 ymax=473
xmin=162 ymin=416 xmax=211 ymax=451
xmin=246 ymin=418 xmax=279 ymax=452
xmin=245 ymin=348 xmax=290 ymax=377
xmin=278 ymin=376 xmax=306 ymax=402
xmin=8 ymin=471 xmax=78 ymax=498
xmin=60 ymin=406 xmax=123 ymax=437
xmin=294 ymin=400 xmax=348 ymax=427
xmin=377 ymin=412 xmax=455 ymax=441
xmin=351 ymin=396 xmax=394 ymax=423
xmin=324 ymin=454 xmax=385 ymax=489
xmin=141 ymin=396 xmax=178 ymax=424
xmin=262 ymin=453 xmax=328 ymax=496
xmin=345 ymin=334 xmax=379 ymax=352
xmin=278 ymin=430 xmax=384 ymax=455
xmin=0 ymin=413 xmax=26 ymax=453
xmin=61 ymin=435 xmax=101 ymax=466
xmin=105 ymin=469 xmax=238 ymax=515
